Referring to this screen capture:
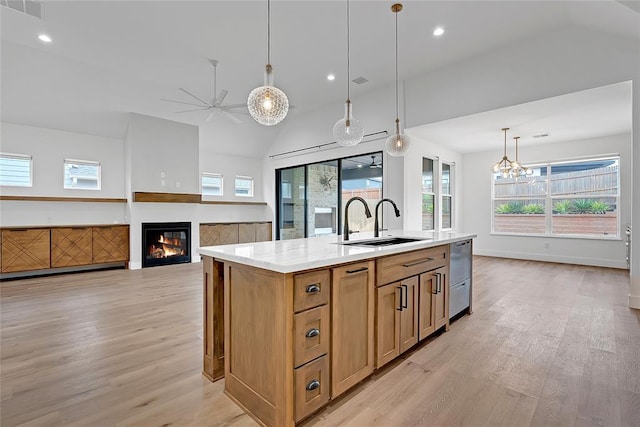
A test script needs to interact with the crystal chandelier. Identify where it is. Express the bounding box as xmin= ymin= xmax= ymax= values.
xmin=385 ymin=3 xmax=410 ymax=156
xmin=247 ymin=0 xmax=289 ymax=126
xmin=492 ymin=128 xmax=514 ymax=178
xmin=333 ymin=0 xmax=364 ymax=146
